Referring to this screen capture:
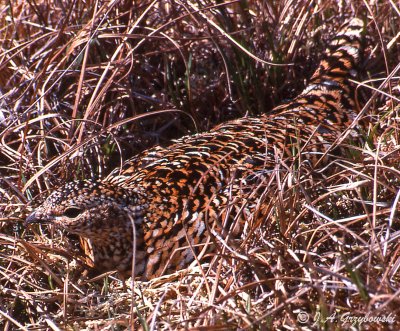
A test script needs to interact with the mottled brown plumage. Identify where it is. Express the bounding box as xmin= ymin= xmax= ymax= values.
xmin=26 ymin=19 xmax=365 ymax=279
